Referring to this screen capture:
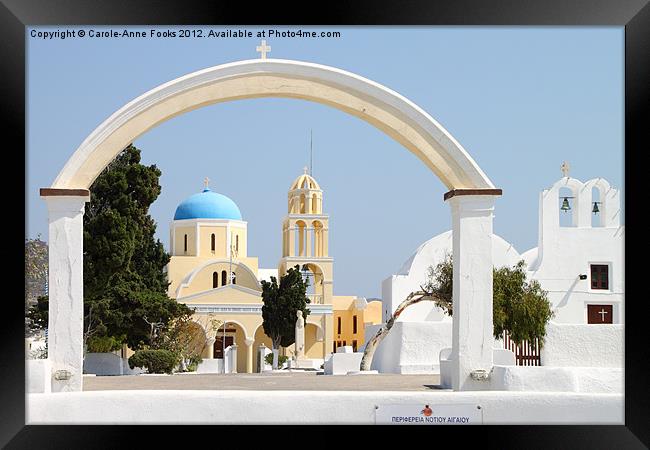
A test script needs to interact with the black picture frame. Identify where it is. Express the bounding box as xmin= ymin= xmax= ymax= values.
xmin=4 ymin=0 xmax=648 ymax=447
